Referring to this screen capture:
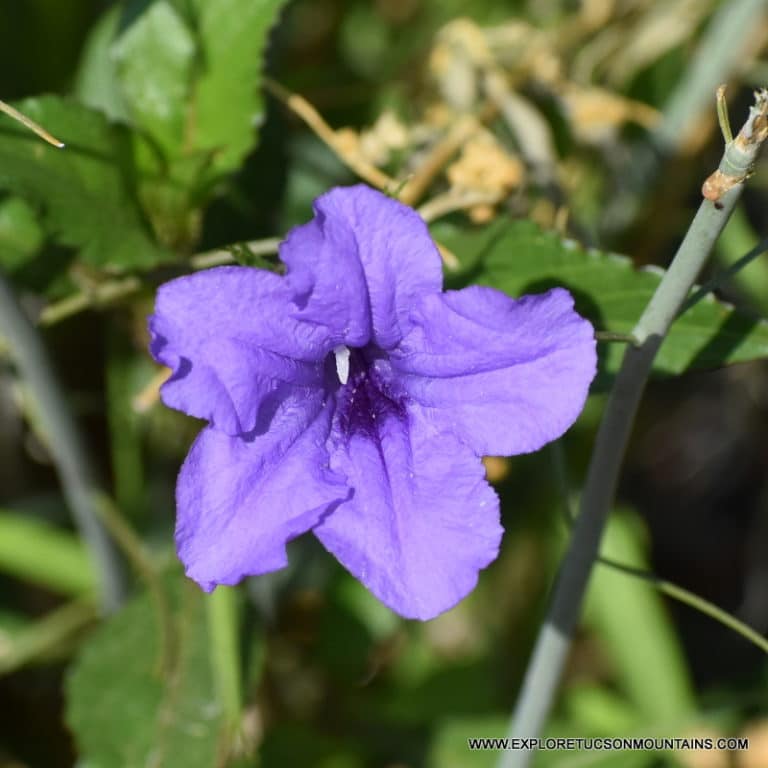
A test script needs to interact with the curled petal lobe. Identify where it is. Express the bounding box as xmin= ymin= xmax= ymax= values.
xmin=176 ymin=396 xmax=348 ymax=590
xmin=149 ymin=266 xmax=330 ymax=435
xmin=281 ymin=185 xmax=443 ymax=349
xmin=280 ymin=203 xmax=372 ymax=348
xmin=314 ymin=408 xmax=502 ymax=620
xmin=391 ymin=286 xmax=597 ymax=456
